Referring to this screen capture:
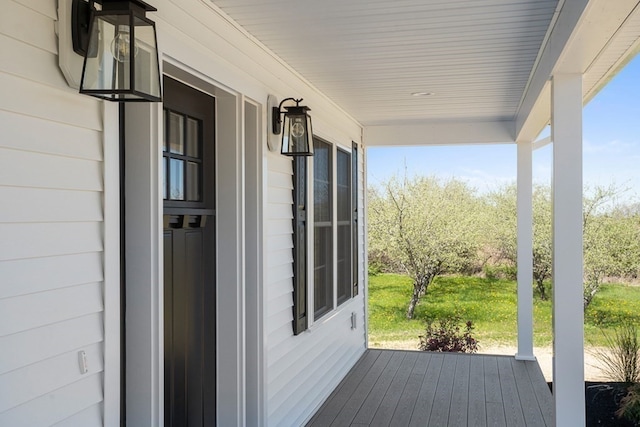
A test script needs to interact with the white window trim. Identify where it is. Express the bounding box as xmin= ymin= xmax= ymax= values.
xmin=306 ymin=138 xmax=354 ymax=329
